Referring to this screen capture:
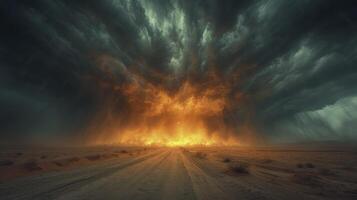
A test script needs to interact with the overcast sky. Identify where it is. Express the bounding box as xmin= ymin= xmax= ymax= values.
xmin=1 ymin=0 xmax=357 ymax=144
